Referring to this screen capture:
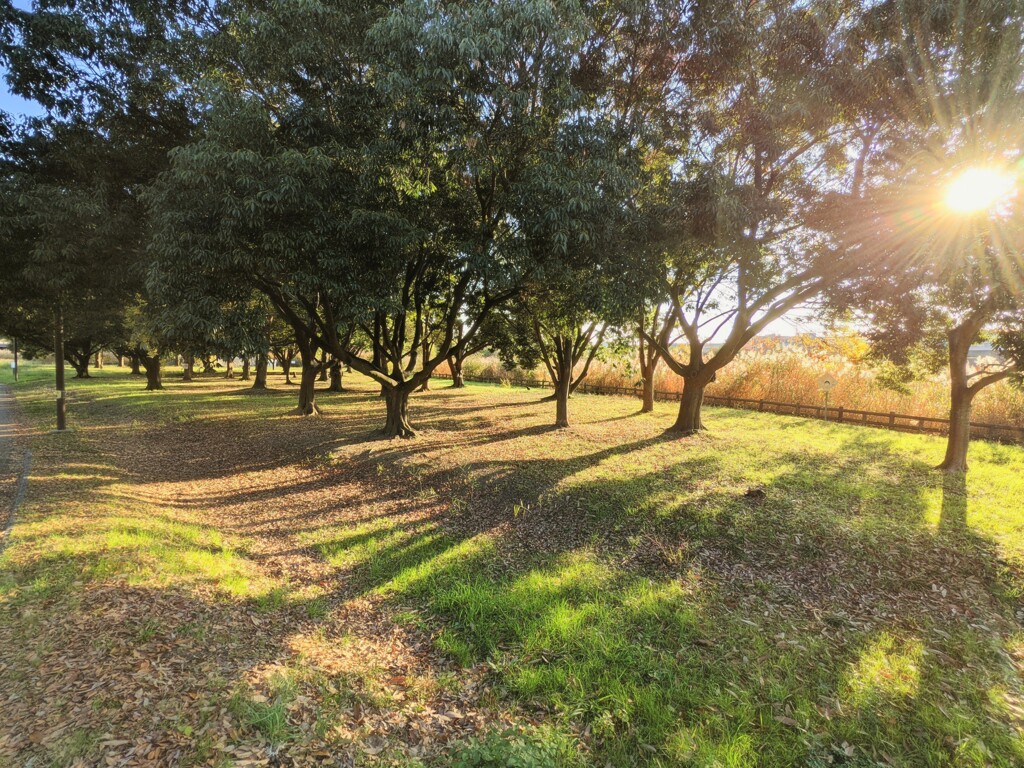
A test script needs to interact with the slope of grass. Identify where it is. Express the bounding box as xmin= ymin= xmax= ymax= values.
xmin=1 ymin=361 xmax=1022 ymax=767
